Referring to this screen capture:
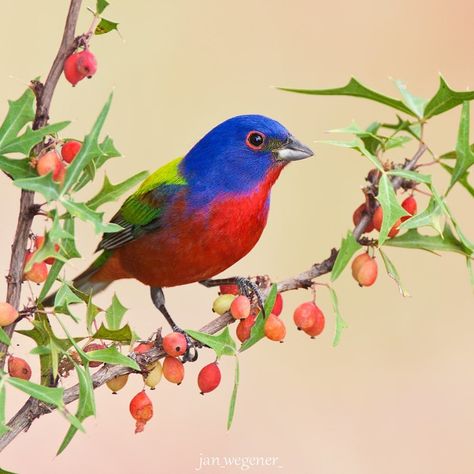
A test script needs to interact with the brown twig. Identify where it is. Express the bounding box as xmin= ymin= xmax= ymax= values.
xmin=0 ymin=0 xmax=83 ymax=370
xmin=0 ymin=141 xmax=427 ymax=452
